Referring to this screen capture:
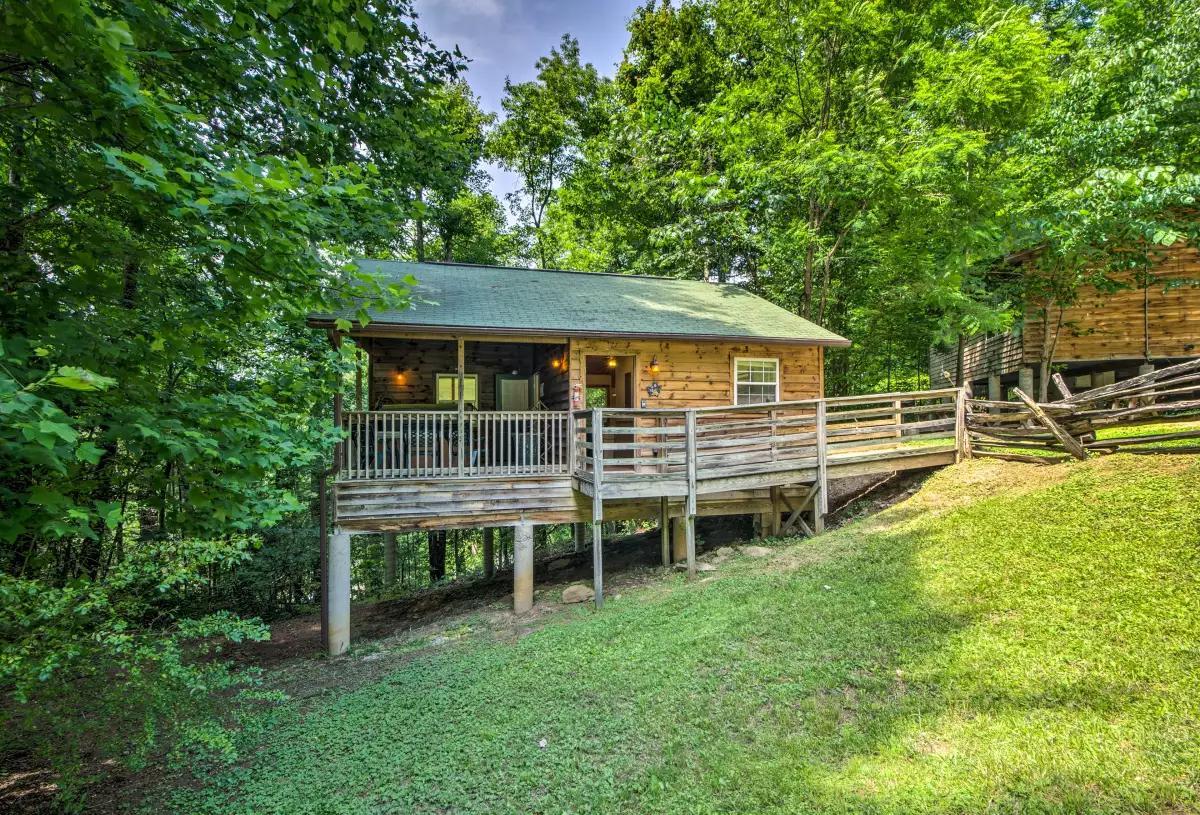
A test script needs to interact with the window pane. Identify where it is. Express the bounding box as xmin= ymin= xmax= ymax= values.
xmin=734 ymin=359 xmax=778 ymax=403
